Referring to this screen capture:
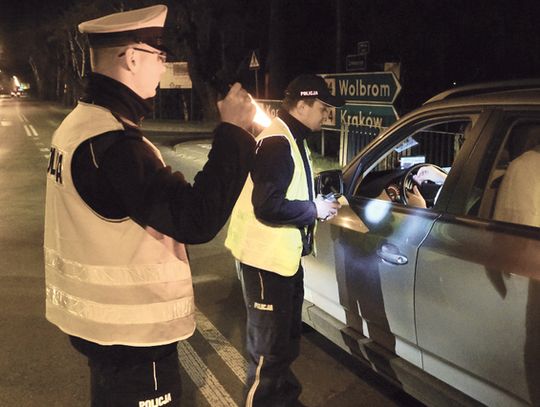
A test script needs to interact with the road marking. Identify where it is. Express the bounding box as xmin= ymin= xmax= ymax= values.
xmin=195 ymin=308 xmax=248 ymax=385
xmin=178 ymin=340 xmax=238 ymax=407
xmin=19 ymin=114 xmax=28 ymax=123
xmin=29 ymin=125 xmax=38 ymax=136
xmin=0 ymin=120 xmax=12 ymax=126
xmin=24 ymin=125 xmax=32 ymax=137
xmin=39 ymin=148 xmax=49 ymax=153
xmin=197 ymin=143 xmax=212 ymax=150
